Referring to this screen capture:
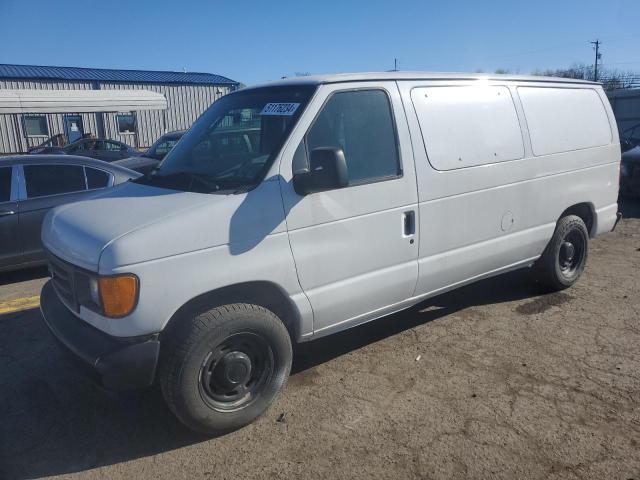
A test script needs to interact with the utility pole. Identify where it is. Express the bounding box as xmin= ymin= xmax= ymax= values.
xmin=591 ymin=40 xmax=601 ymax=82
